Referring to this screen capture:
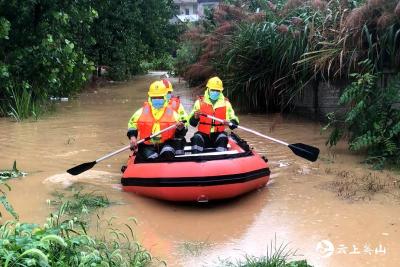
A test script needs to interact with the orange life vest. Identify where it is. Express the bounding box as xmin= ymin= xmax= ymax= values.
xmin=198 ymin=96 xmax=227 ymax=134
xmin=137 ymin=102 xmax=176 ymax=144
xmin=169 ymin=96 xmax=180 ymax=112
